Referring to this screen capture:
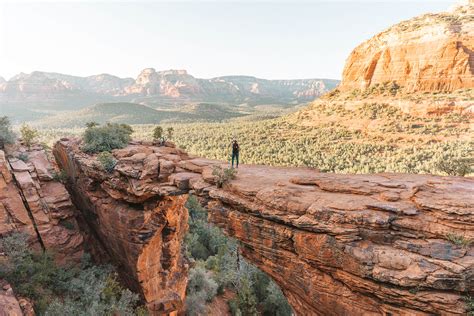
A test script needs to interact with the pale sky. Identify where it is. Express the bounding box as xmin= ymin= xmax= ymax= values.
xmin=0 ymin=0 xmax=453 ymax=80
